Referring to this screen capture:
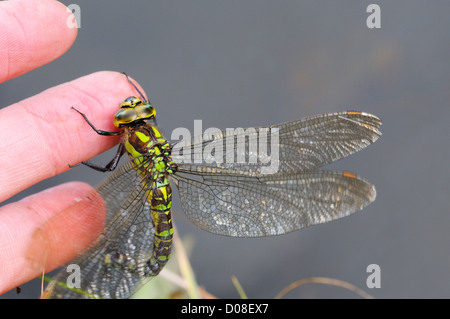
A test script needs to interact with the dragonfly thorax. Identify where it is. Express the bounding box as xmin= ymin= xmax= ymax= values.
xmin=113 ymin=96 xmax=156 ymax=128
xmin=124 ymin=125 xmax=177 ymax=178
